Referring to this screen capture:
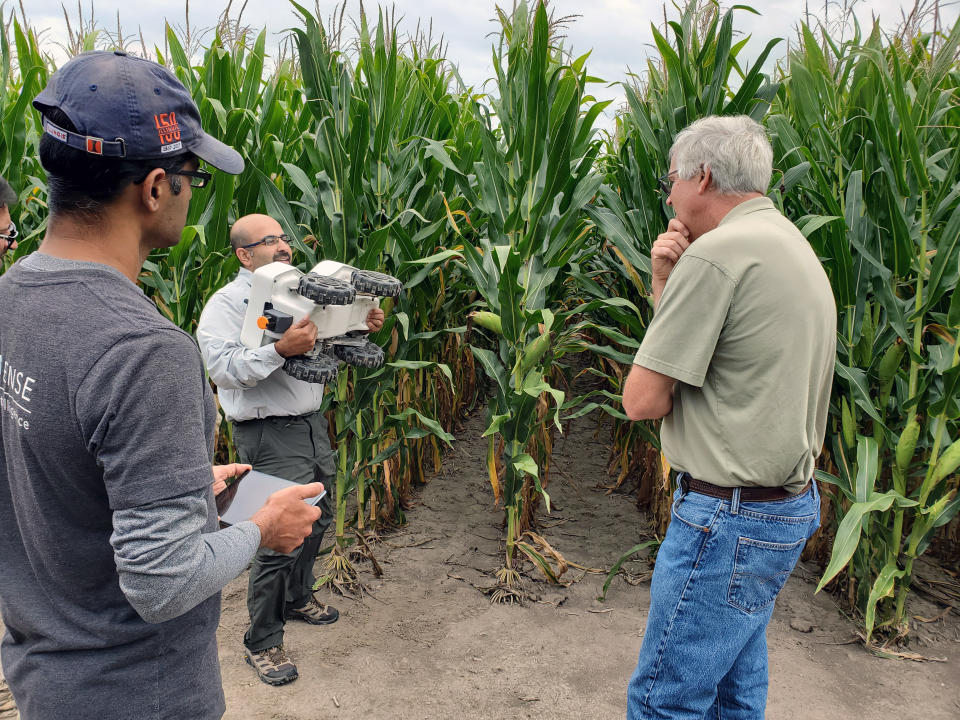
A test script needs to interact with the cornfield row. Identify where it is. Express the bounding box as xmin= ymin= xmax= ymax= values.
xmin=1 ymin=0 xmax=957 ymax=641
